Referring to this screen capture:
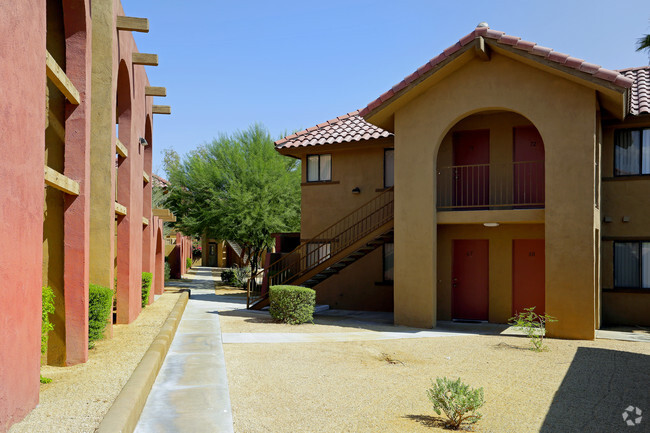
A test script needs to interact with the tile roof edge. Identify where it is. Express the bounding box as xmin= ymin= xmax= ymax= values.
xmin=360 ymin=25 xmax=634 ymax=119
xmin=617 ymin=66 xmax=650 ymax=72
